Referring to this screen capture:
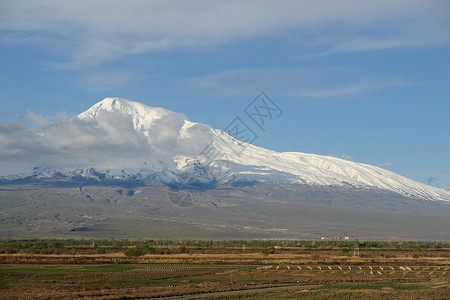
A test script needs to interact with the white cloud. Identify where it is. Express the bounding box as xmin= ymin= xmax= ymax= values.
xmin=1 ymin=0 xmax=448 ymax=67
xmin=0 ymin=108 xmax=214 ymax=176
